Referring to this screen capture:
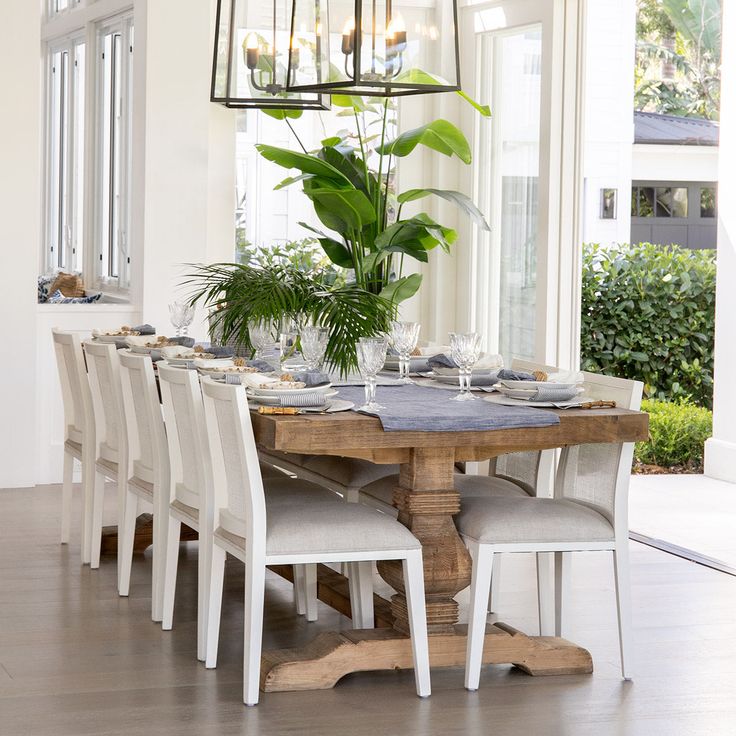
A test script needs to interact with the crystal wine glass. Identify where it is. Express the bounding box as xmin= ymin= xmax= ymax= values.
xmin=389 ymin=321 xmax=420 ymax=384
xmin=248 ymin=319 xmax=274 ymax=360
xmin=449 ymin=331 xmax=482 ymax=401
xmin=356 ymin=337 xmax=388 ymax=412
xmin=300 ymin=325 xmax=330 ymax=371
xmin=169 ymin=301 xmax=195 ymax=337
